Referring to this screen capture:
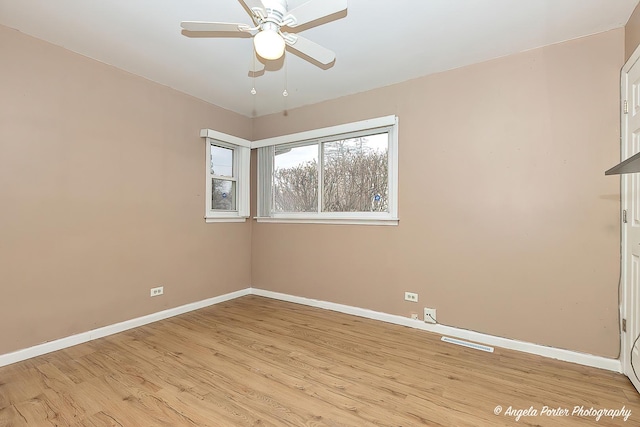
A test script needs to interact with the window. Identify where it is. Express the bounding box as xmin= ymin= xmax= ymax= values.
xmin=274 ymin=144 xmax=318 ymax=213
xmin=211 ymin=145 xmax=236 ymax=210
xmin=256 ymin=116 xmax=398 ymax=225
xmin=200 ymin=129 xmax=250 ymax=222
